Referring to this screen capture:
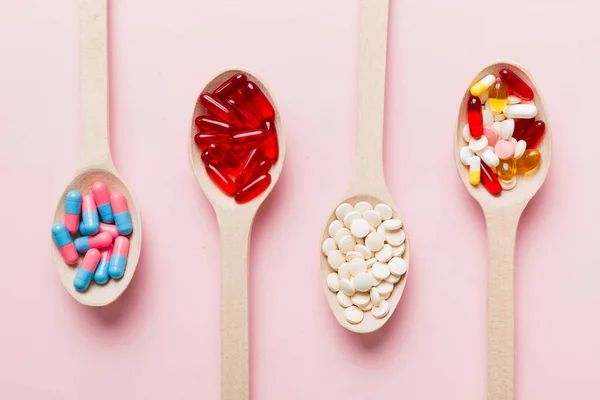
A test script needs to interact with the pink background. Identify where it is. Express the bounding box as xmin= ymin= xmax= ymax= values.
xmin=0 ymin=0 xmax=598 ymax=399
